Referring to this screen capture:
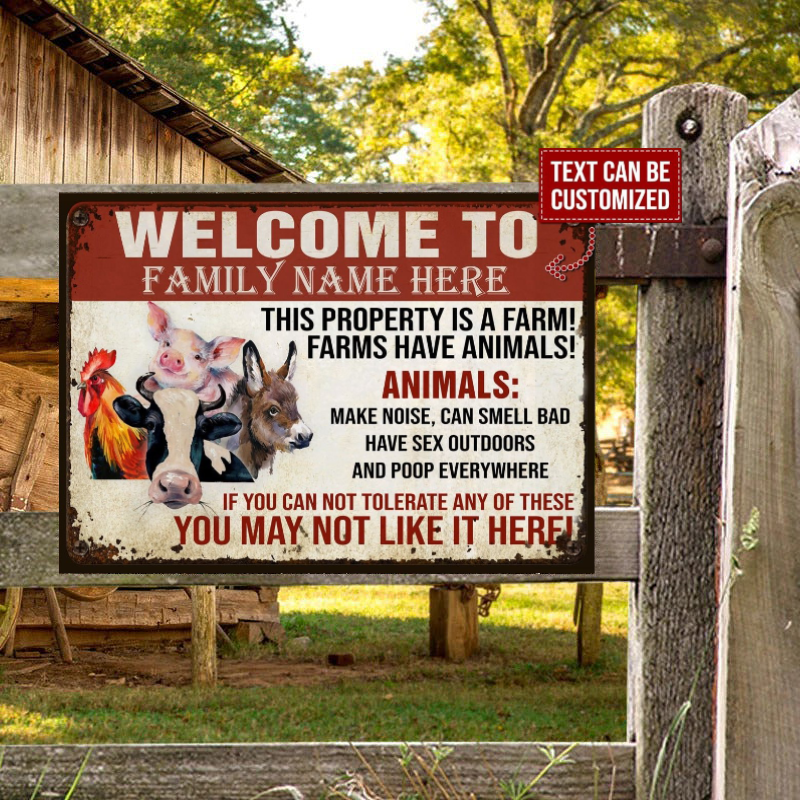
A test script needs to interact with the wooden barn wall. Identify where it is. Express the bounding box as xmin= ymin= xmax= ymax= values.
xmin=0 ymin=6 xmax=248 ymax=185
